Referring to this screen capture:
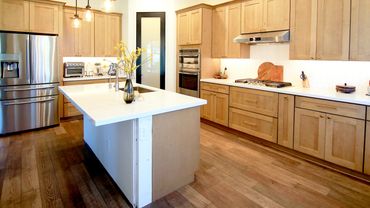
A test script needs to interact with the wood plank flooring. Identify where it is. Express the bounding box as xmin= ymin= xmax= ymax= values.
xmin=0 ymin=119 xmax=370 ymax=208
